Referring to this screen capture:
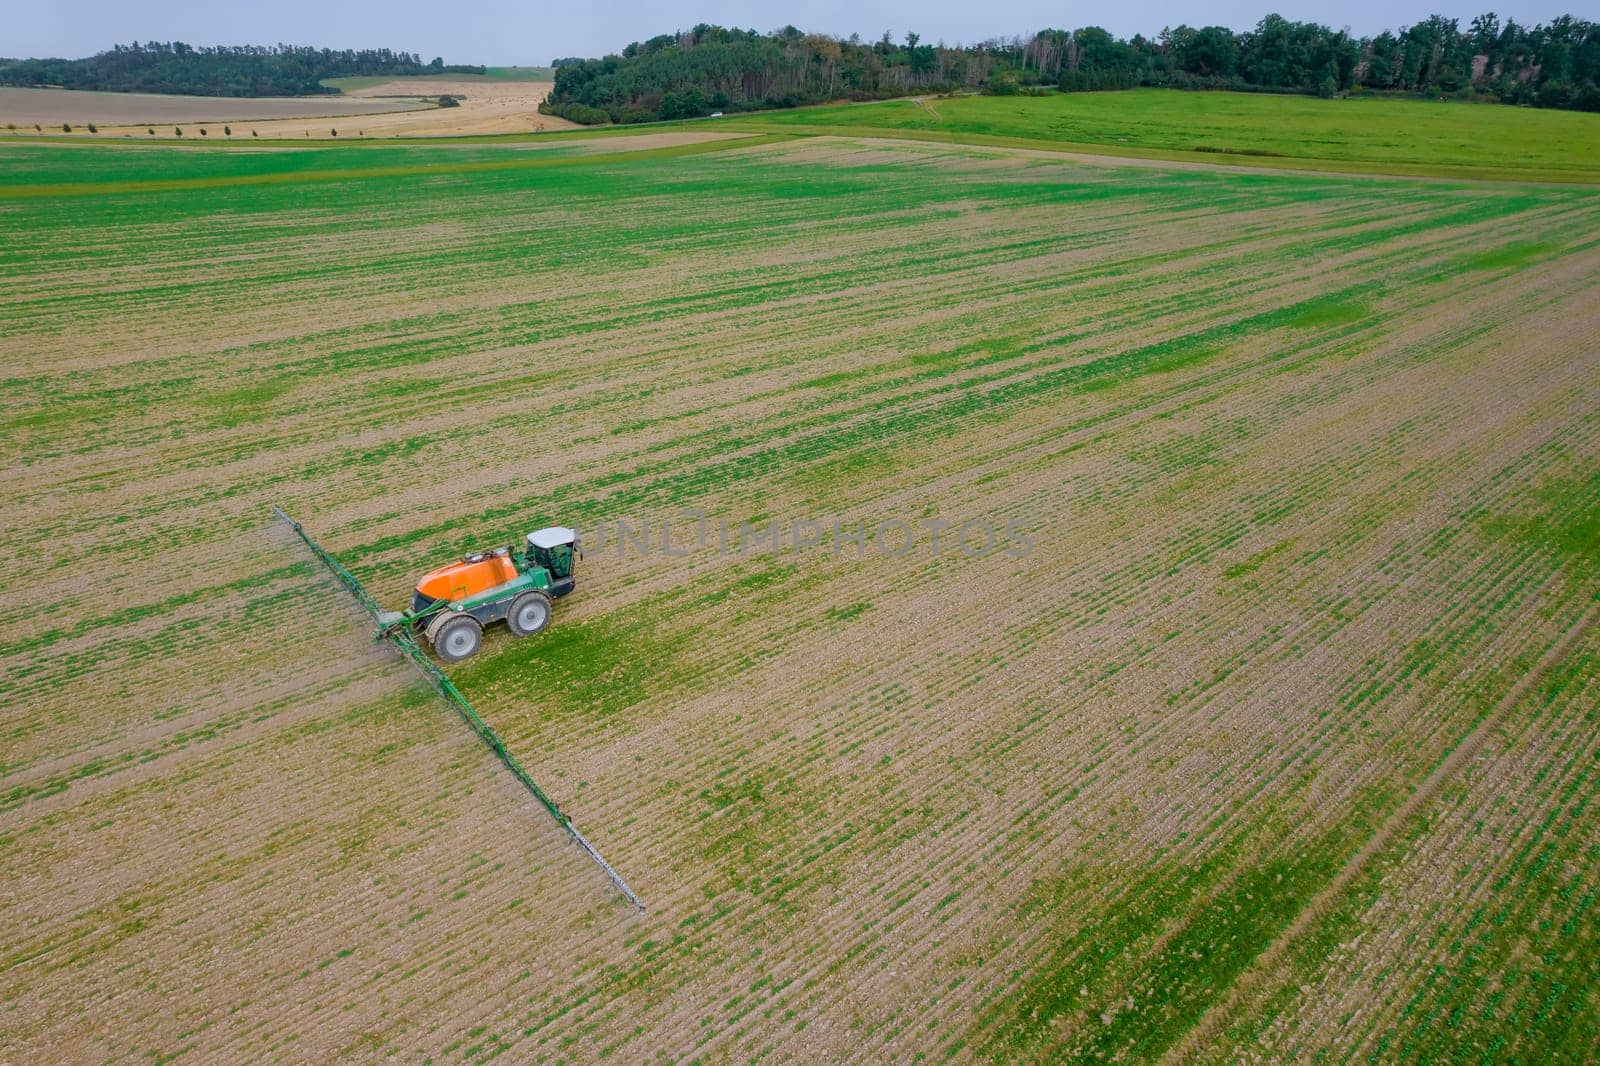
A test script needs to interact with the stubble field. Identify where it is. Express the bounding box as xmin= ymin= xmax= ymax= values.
xmin=0 ymin=77 xmax=572 ymax=139
xmin=1 ymin=132 xmax=1597 ymax=1062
